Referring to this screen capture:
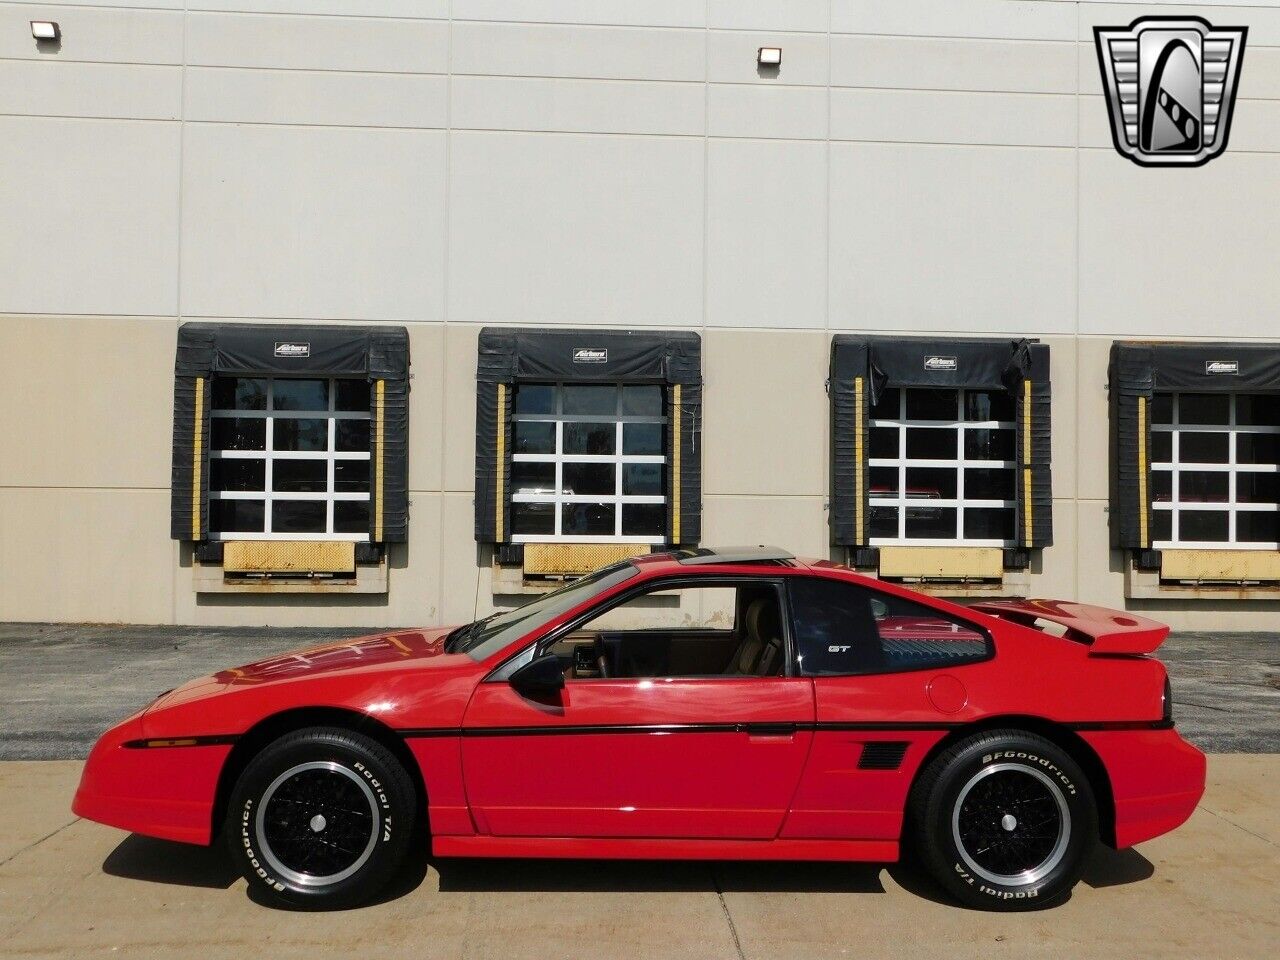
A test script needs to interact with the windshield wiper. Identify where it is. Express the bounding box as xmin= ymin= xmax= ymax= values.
xmin=444 ymin=612 xmax=498 ymax=653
